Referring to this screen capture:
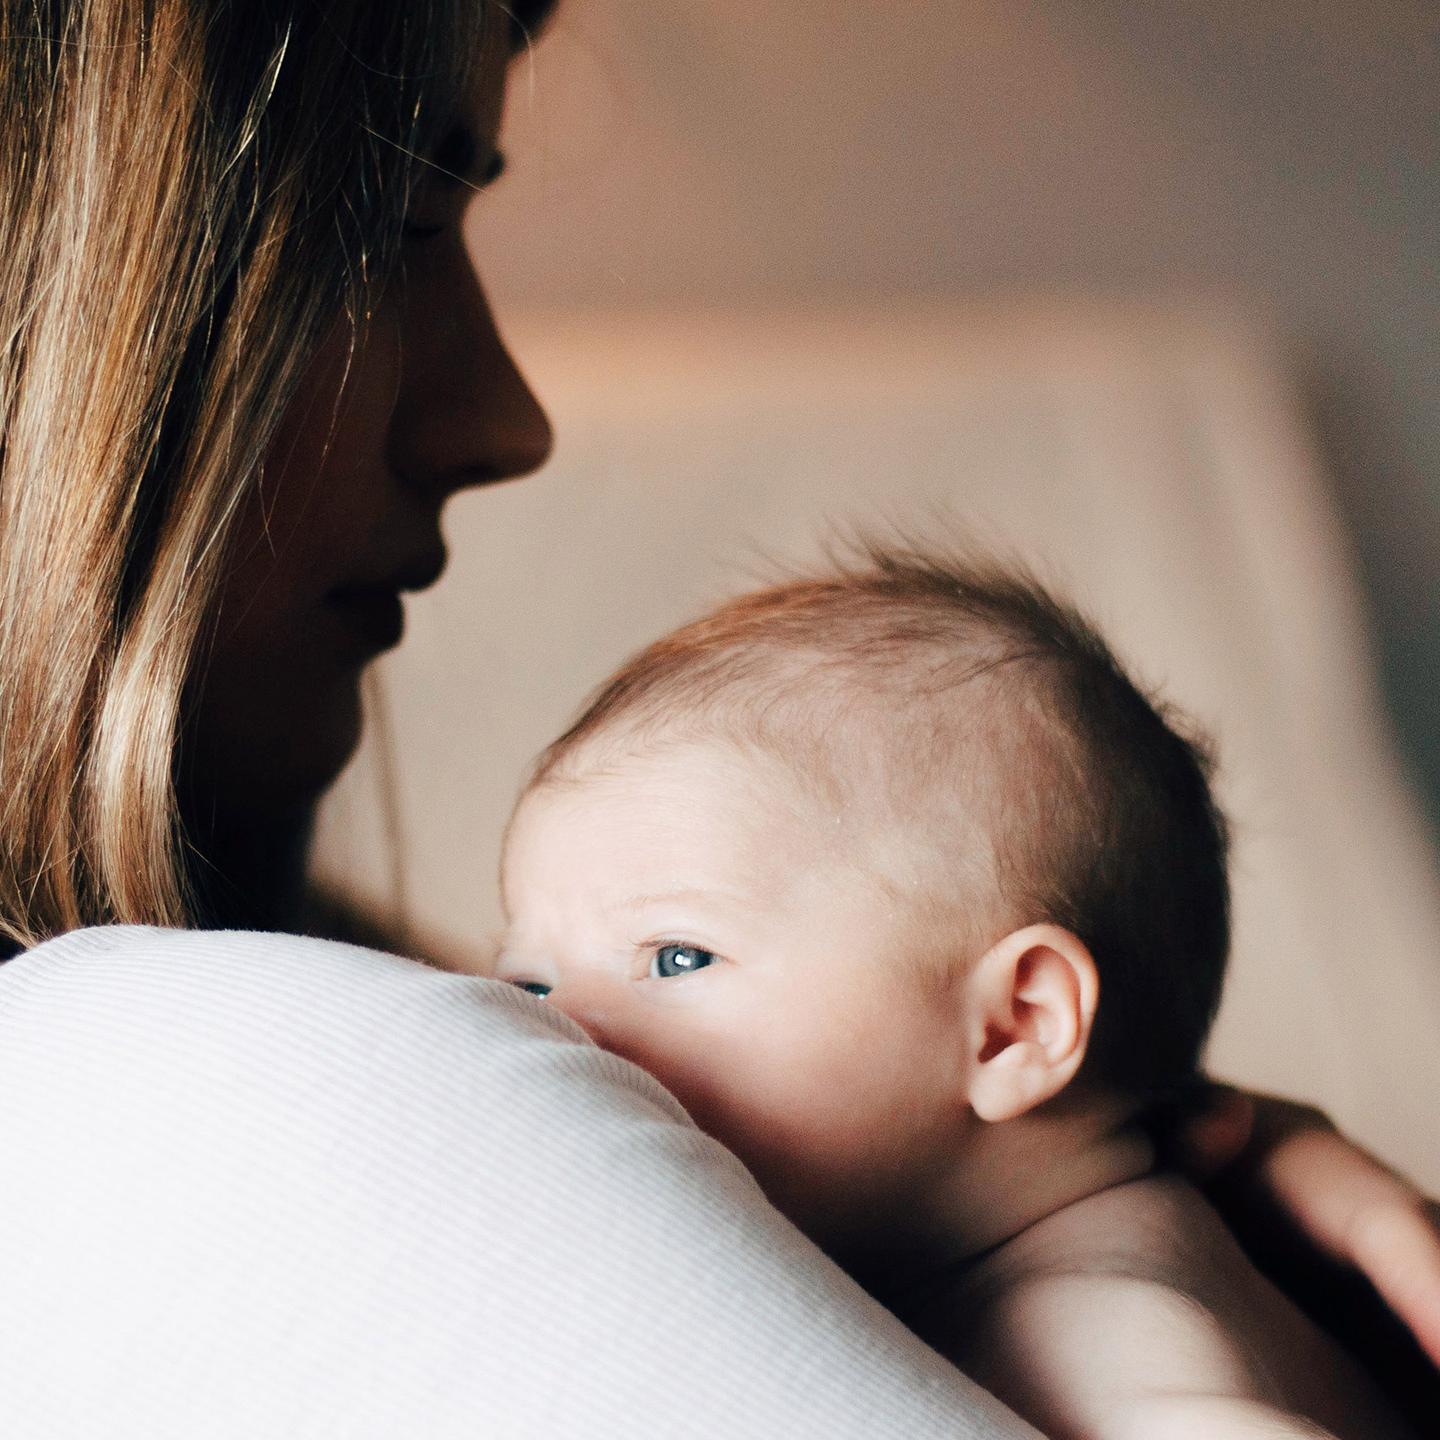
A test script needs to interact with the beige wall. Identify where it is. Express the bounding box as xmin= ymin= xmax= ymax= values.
xmin=475 ymin=0 xmax=1440 ymax=833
